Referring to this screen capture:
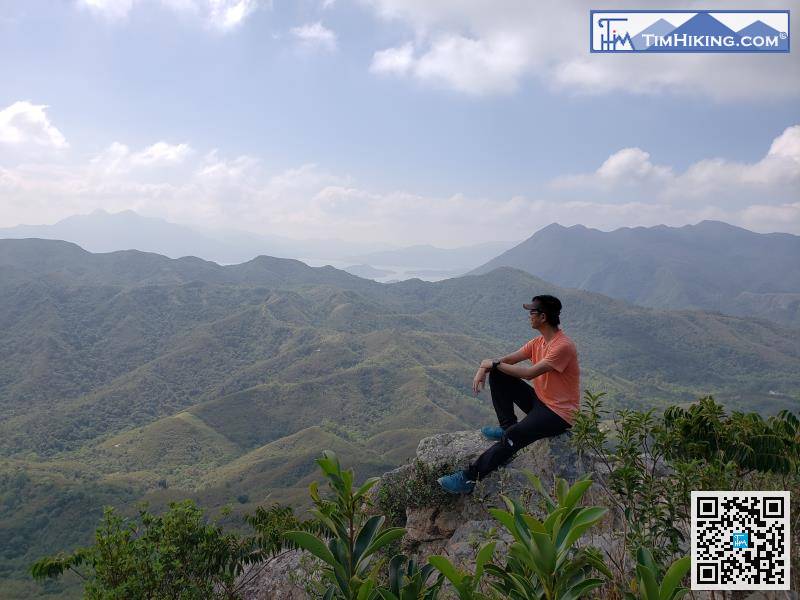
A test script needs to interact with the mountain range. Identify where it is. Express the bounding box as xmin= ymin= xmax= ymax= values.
xmin=4 ymin=212 xmax=798 ymax=329
xmin=0 ymin=210 xmax=515 ymax=277
xmin=1 ymin=238 xmax=798 ymax=597
xmin=471 ymin=221 xmax=800 ymax=327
